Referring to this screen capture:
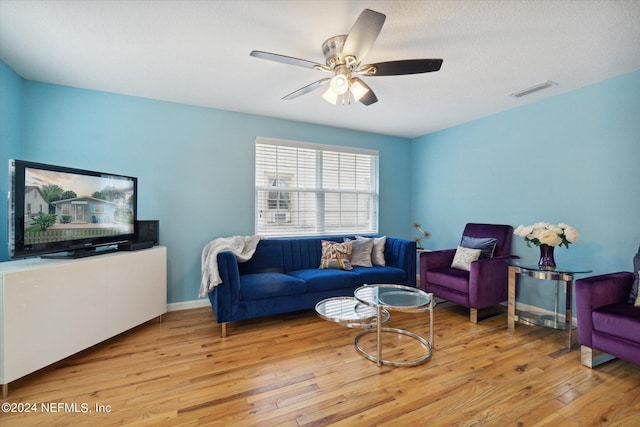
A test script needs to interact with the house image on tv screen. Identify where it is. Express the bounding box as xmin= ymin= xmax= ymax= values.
xmin=24 ymin=186 xmax=50 ymax=221
xmin=51 ymin=196 xmax=119 ymax=224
